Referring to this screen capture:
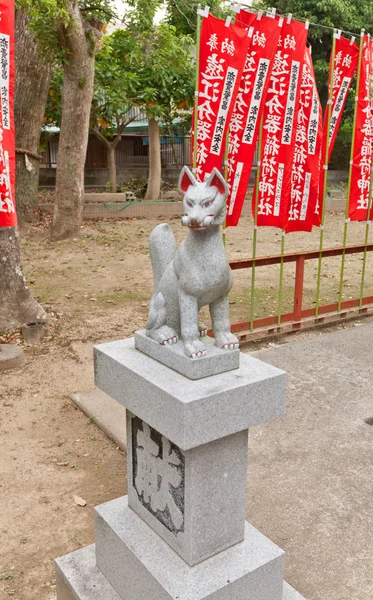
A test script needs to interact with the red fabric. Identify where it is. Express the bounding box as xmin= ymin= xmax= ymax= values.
xmin=318 ymin=36 xmax=359 ymax=219
xmin=349 ymin=36 xmax=373 ymax=221
xmin=254 ymin=19 xmax=309 ymax=229
xmin=226 ymin=15 xmax=282 ymax=227
xmin=0 ymin=0 xmax=16 ymax=227
xmin=236 ymin=8 xmax=257 ymax=30
xmin=193 ymin=14 xmax=251 ymax=182
xmin=286 ymin=47 xmax=323 ymax=233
